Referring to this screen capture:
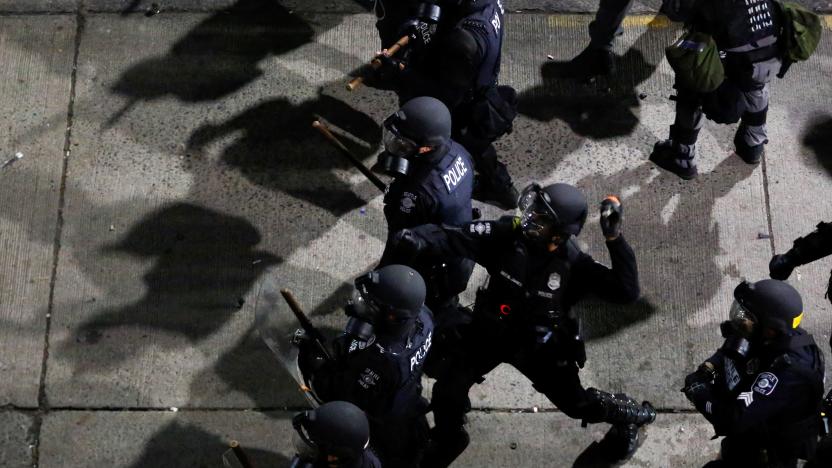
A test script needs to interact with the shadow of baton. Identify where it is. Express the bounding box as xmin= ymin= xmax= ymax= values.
xmin=312 ymin=120 xmax=386 ymax=193
xmin=347 ymin=35 xmax=410 ymax=91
